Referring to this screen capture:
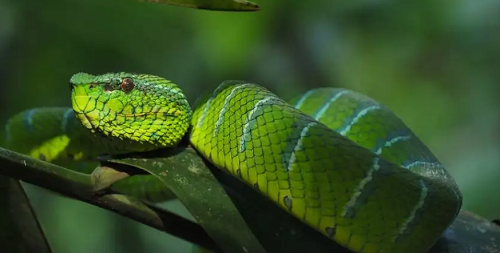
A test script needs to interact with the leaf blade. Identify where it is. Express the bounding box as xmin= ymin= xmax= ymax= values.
xmin=140 ymin=0 xmax=260 ymax=12
xmin=108 ymin=147 xmax=267 ymax=253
